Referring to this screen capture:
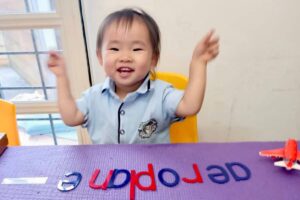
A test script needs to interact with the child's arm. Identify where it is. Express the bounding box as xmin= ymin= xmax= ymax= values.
xmin=176 ymin=30 xmax=219 ymax=117
xmin=47 ymin=51 xmax=84 ymax=126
